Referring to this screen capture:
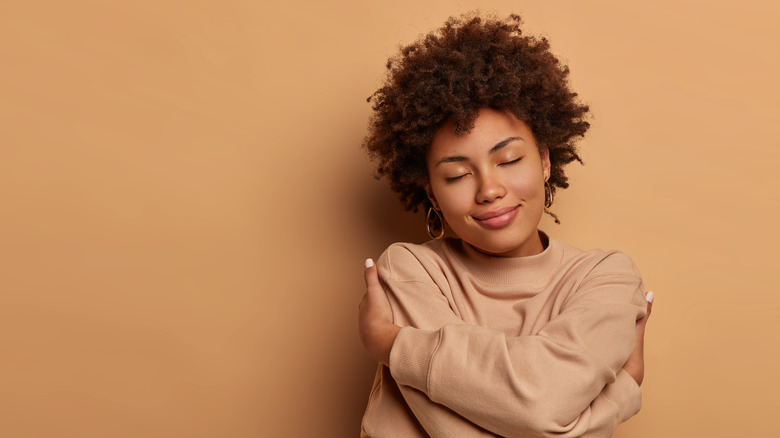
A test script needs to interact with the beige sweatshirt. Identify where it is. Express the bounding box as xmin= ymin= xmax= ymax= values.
xmin=360 ymin=233 xmax=648 ymax=438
